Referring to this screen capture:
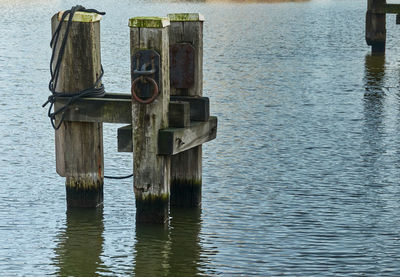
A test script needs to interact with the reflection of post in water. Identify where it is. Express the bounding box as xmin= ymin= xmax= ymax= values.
xmin=134 ymin=224 xmax=170 ymax=276
xmin=134 ymin=208 xmax=203 ymax=276
xmin=362 ymin=54 xmax=385 ymax=171
xmin=53 ymin=208 xmax=105 ymax=276
xmin=364 ymin=54 xmax=385 ymax=94
xmin=168 ymin=208 xmax=202 ymax=277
